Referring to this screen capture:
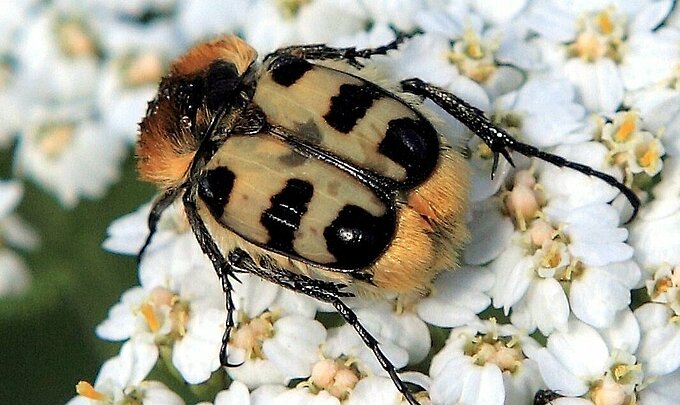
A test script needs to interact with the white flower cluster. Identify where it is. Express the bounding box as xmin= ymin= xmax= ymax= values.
xmin=3 ymin=0 xmax=669 ymax=404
